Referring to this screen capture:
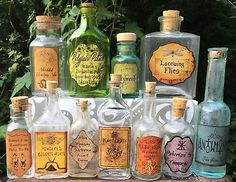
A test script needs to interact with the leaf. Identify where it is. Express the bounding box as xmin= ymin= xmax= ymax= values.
xmin=11 ymin=72 xmax=31 ymax=97
xmin=125 ymin=21 xmax=144 ymax=38
xmin=0 ymin=124 xmax=7 ymax=140
xmin=69 ymin=6 xmax=80 ymax=16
